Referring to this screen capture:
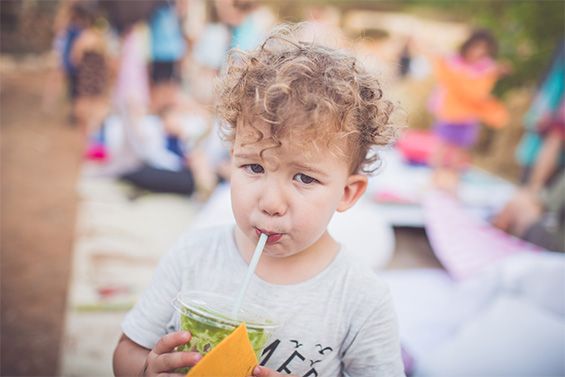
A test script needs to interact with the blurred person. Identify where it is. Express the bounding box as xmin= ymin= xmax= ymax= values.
xmin=187 ymin=0 xmax=273 ymax=103
xmin=492 ymin=42 xmax=564 ymax=252
xmin=83 ymin=21 xmax=151 ymax=164
xmin=113 ymin=22 xmax=151 ymax=119
xmin=71 ymin=3 xmax=112 ymax=141
xmin=186 ymin=0 xmax=274 ymax=182
xmin=492 ymin=172 xmax=564 ymax=252
xmin=384 ymin=189 xmax=565 ymax=377
xmin=42 ymin=0 xmax=75 ymax=114
xmin=187 ymin=1 xmax=232 ymax=105
xmin=148 ymin=0 xmax=187 ymax=113
xmin=515 ymin=41 xmax=565 ymax=193
xmin=119 ymin=105 xmax=215 ymax=197
xmin=397 ymin=37 xmax=413 ymax=79
xmin=428 ymin=29 xmax=511 ymax=190
xmin=229 ymin=0 xmax=274 ymax=51
xmin=300 ymin=5 xmax=344 ymax=48
xmin=48 ymin=1 xmax=93 ymax=124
